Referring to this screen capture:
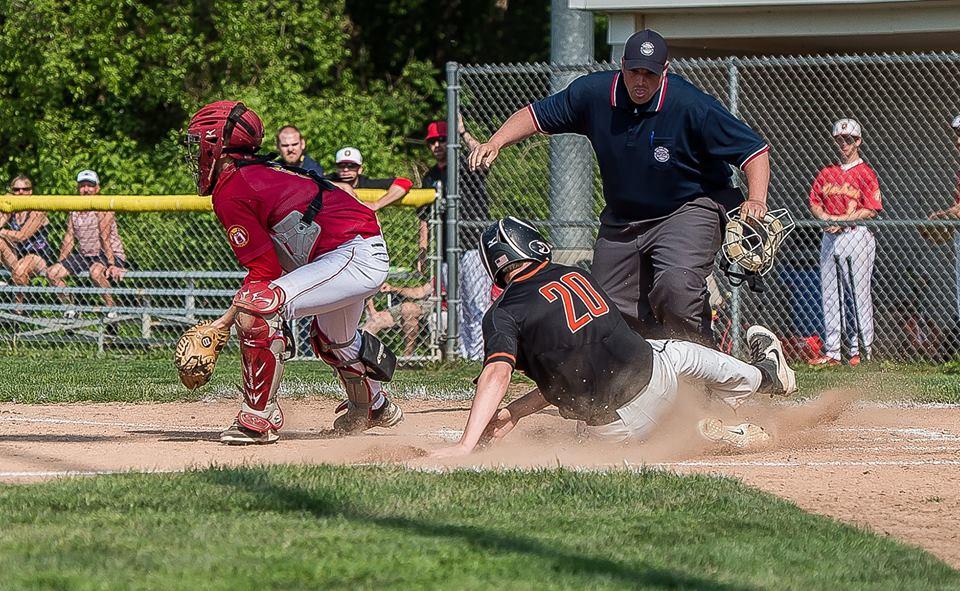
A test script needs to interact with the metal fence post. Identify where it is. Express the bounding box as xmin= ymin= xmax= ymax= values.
xmin=444 ymin=61 xmax=461 ymax=360
xmin=727 ymin=57 xmax=744 ymax=356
